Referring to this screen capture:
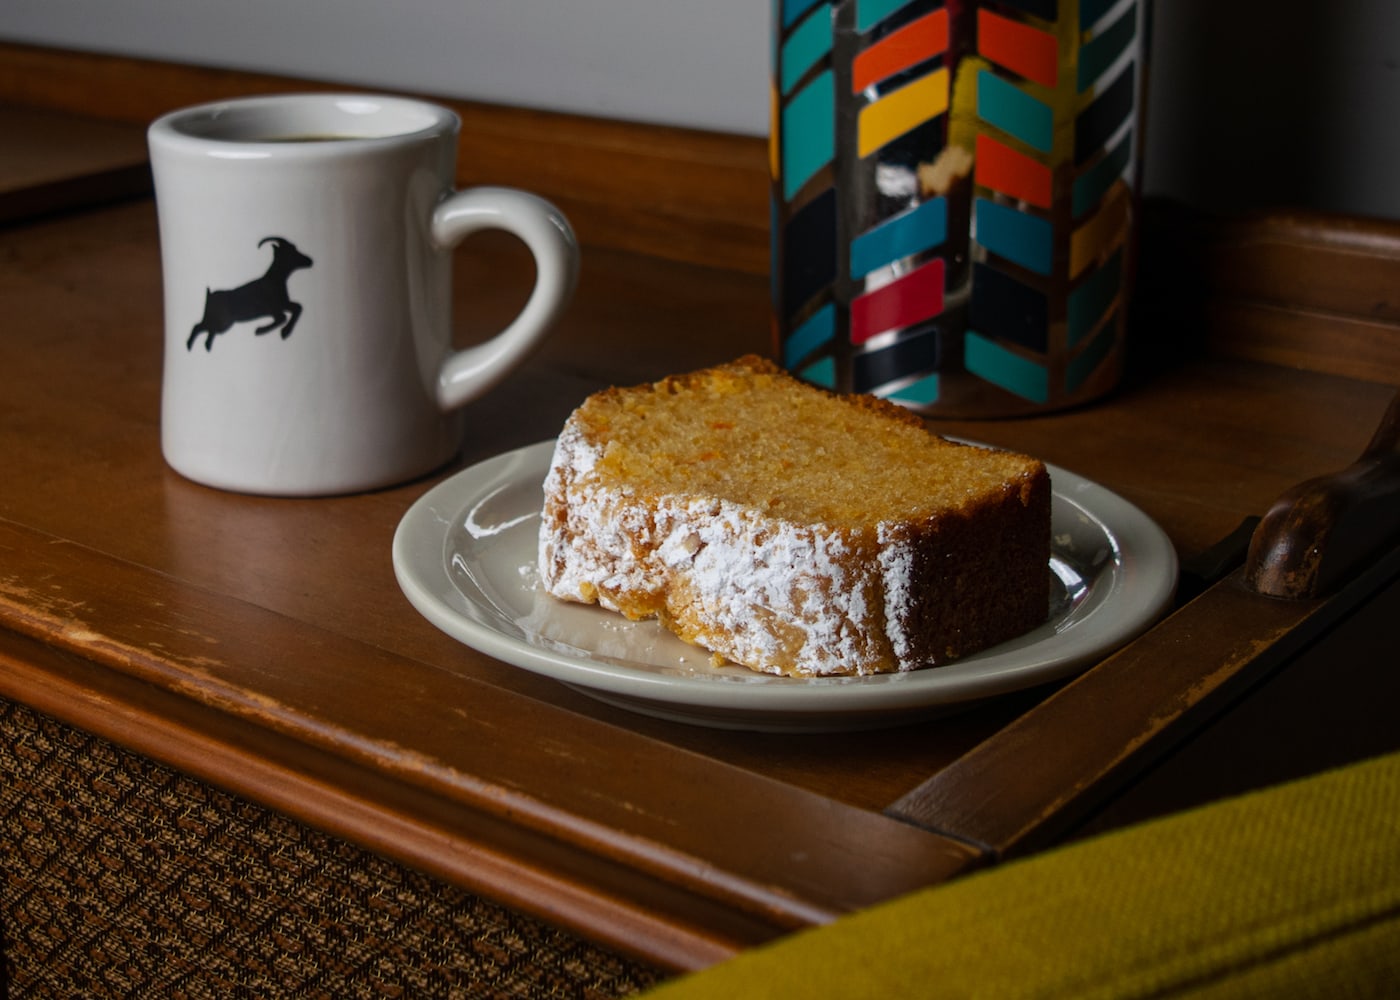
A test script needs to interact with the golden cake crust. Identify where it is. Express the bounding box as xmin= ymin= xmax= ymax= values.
xmin=537 ymin=356 xmax=1051 ymax=676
